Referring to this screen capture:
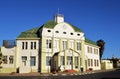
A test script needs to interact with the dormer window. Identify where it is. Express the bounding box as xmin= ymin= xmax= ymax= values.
xmin=55 ymin=31 xmax=59 ymax=33
xmin=48 ymin=30 xmax=51 ymax=32
xmin=70 ymin=33 xmax=74 ymax=35
xmin=63 ymin=32 xmax=66 ymax=34
xmin=77 ymin=34 xmax=80 ymax=36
